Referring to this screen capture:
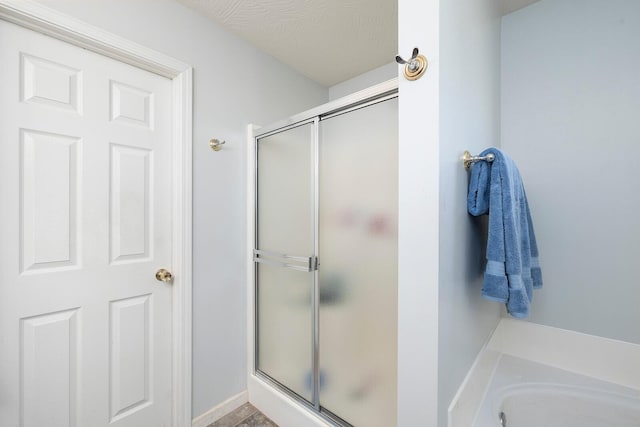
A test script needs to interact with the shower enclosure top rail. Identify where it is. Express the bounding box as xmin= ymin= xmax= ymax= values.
xmin=253 ymin=79 xmax=398 ymax=138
